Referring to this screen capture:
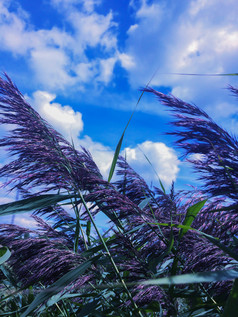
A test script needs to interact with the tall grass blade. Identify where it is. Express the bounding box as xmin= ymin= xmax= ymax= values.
xmin=77 ymin=298 xmax=101 ymax=317
xmin=86 ymin=221 xmax=91 ymax=246
xmin=107 ymin=68 xmax=159 ymax=182
xmin=199 ymin=231 xmax=238 ymax=262
xmin=138 ymin=197 xmax=151 ymax=210
xmin=139 ymin=148 xmax=166 ymax=194
xmin=0 ymin=246 xmax=11 ymax=265
xmin=148 ymin=228 xmax=174 ymax=273
xmin=222 ymin=278 xmax=238 ymax=317
xmin=143 ymin=270 xmax=238 ymax=286
xmin=21 ymin=255 xmax=100 ymax=317
xmin=108 ymin=132 xmax=125 ymax=183
xmin=179 ymin=199 xmax=207 ymax=239
xmin=95 ymin=269 xmax=238 ymax=288
xmin=37 ymin=292 xmax=91 ymax=314
xmin=0 ymin=194 xmax=77 ymax=216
